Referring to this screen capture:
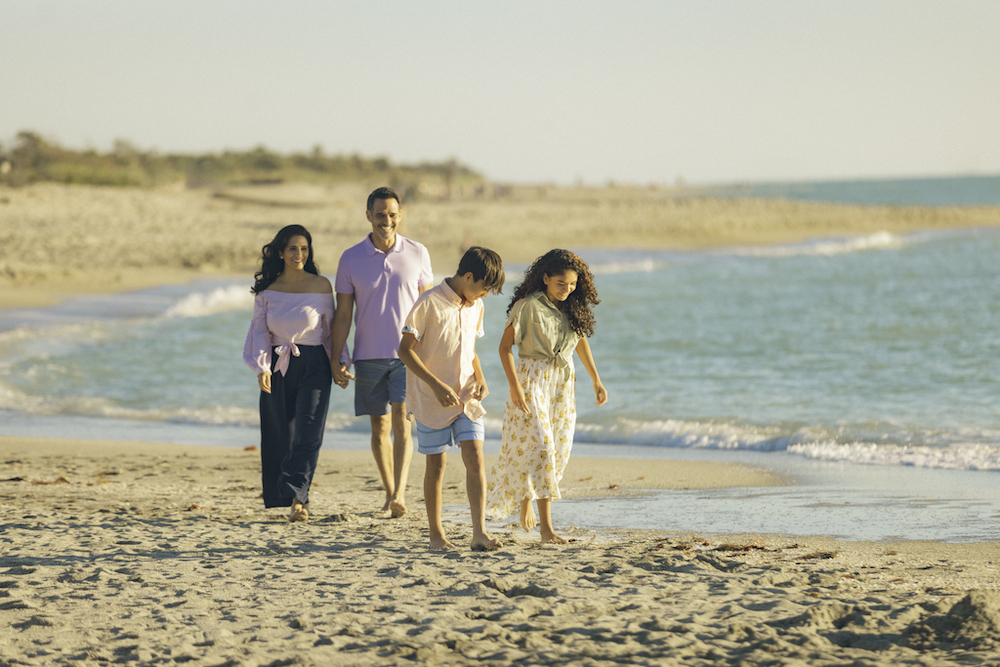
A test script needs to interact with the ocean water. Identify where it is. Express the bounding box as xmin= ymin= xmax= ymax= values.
xmin=3 ymin=185 xmax=1000 ymax=541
